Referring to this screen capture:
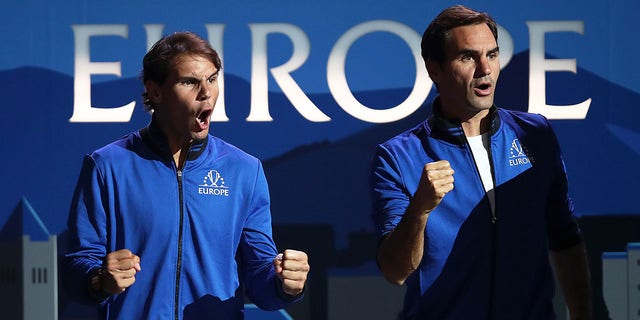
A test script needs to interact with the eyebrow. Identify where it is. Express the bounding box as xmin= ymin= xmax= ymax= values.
xmin=178 ymin=70 xmax=220 ymax=81
xmin=458 ymin=46 xmax=500 ymax=56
